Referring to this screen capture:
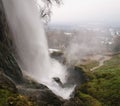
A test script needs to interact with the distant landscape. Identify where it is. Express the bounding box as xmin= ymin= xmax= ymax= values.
xmin=46 ymin=24 xmax=120 ymax=56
